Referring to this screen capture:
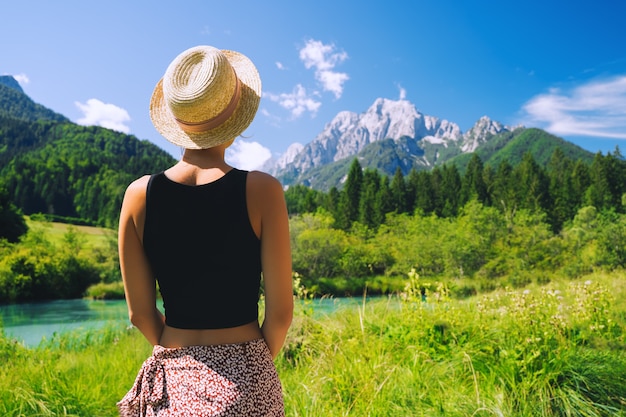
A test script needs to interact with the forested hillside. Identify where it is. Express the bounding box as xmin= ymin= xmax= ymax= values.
xmin=286 ymin=148 xmax=626 ymax=233
xmin=0 ymin=121 xmax=175 ymax=227
xmin=0 ymin=77 xmax=176 ymax=227
xmin=0 ymin=78 xmax=67 ymax=122
xmin=448 ymin=128 xmax=595 ymax=172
